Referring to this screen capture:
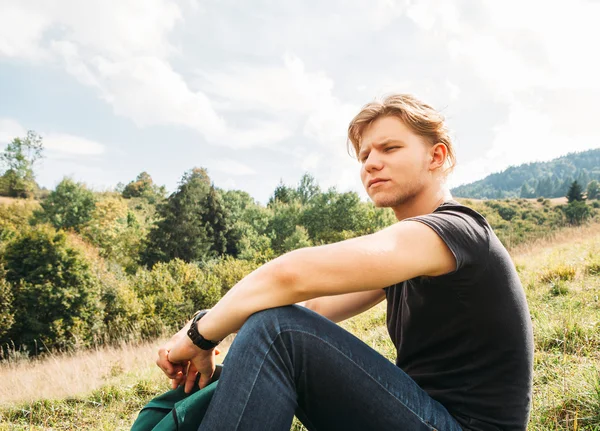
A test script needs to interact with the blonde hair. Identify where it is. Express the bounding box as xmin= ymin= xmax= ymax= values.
xmin=347 ymin=94 xmax=456 ymax=173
